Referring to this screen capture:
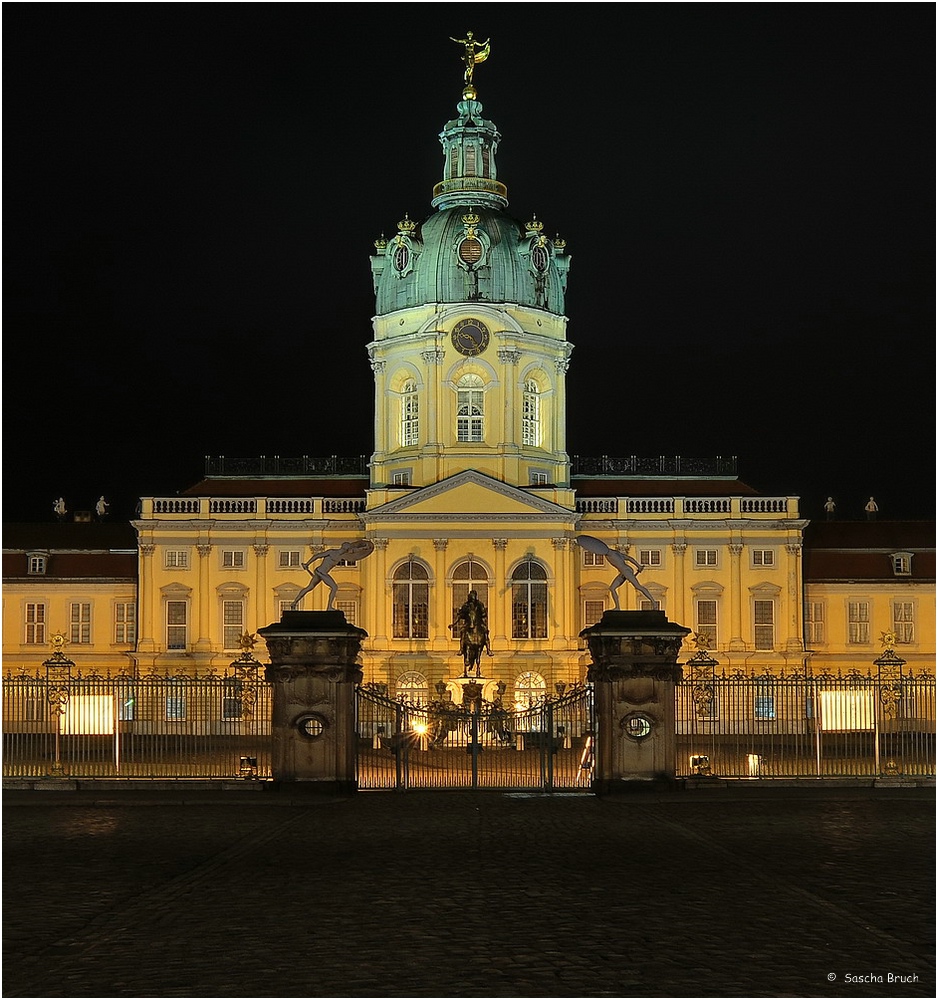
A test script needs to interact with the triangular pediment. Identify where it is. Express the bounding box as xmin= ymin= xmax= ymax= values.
xmin=364 ymin=470 xmax=575 ymax=522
